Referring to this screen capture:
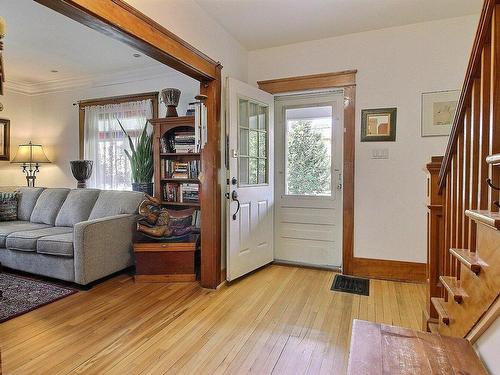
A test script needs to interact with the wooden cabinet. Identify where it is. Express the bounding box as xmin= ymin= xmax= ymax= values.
xmin=134 ymin=235 xmax=199 ymax=283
